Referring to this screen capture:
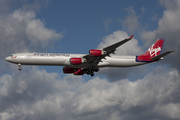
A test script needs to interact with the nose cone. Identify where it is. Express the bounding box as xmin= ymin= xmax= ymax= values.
xmin=5 ymin=56 xmax=11 ymax=61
